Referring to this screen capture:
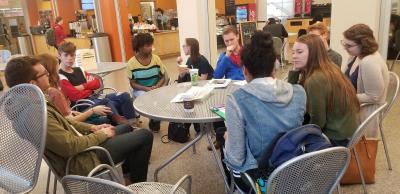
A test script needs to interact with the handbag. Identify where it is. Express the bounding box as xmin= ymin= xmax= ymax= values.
xmin=341 ymin=136 xmax=378 ymax=184
xmin=161 ymin=122 xmax=190 ymax=143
